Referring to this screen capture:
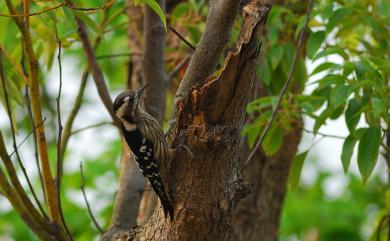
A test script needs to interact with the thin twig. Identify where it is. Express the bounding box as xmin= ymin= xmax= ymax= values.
xmin=0 ymin=0 xmax=116 ymax=18
xmin=303 ymin=128 xmax=345 ymax=139
xmin=0 ymin=49 xmax=48 ymax=219
xmin=169 ymin=26 xmax=196 ymax=51
xmin=9 ymin=118 xmax=47 ymax=157
xmin=166 ymin=55 xmax=191 ymax=83
xmin=0 ymin=3 xmax=65 ymax=17
xmin=54 ymin=28 xmax=73 ymax=241
xmin=55 ymin=29 xmax=64 ymax=194
xmin=60 ymin=9 xmax=111 ymax=162
xmin=241 ymin=0 xmax=315 ymax=170
xmin=75 ymin=12 xmax=118 ymax=124
xmin=70 ymin=121 xmax=113 ymax=136
xmin=96 ymin=53 xmax=141 ymax=60
xmin=80 ymin=163 xmax=104 ymax=234
xmin=65 ymin=0 xmax=116 ymax=11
